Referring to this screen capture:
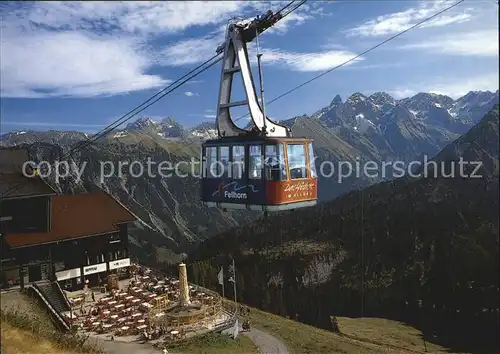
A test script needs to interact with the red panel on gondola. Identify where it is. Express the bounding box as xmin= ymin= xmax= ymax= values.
xmin=266 ymin=179 xmax=317 ymax=205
